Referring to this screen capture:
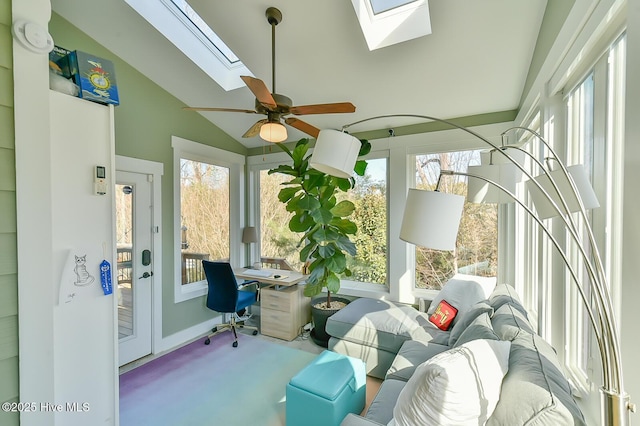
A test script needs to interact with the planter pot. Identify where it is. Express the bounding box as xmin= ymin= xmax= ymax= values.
xmin=310 ymin=296 xmax=350 ymax=348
